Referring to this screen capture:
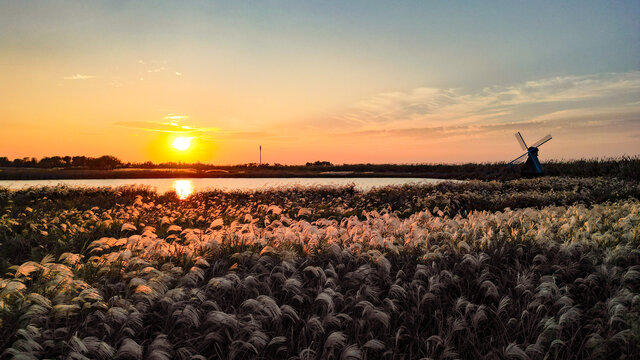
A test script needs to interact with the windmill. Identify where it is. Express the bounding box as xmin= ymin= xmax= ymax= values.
xmin=508 ymin=132 xmax=552 ymax=176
